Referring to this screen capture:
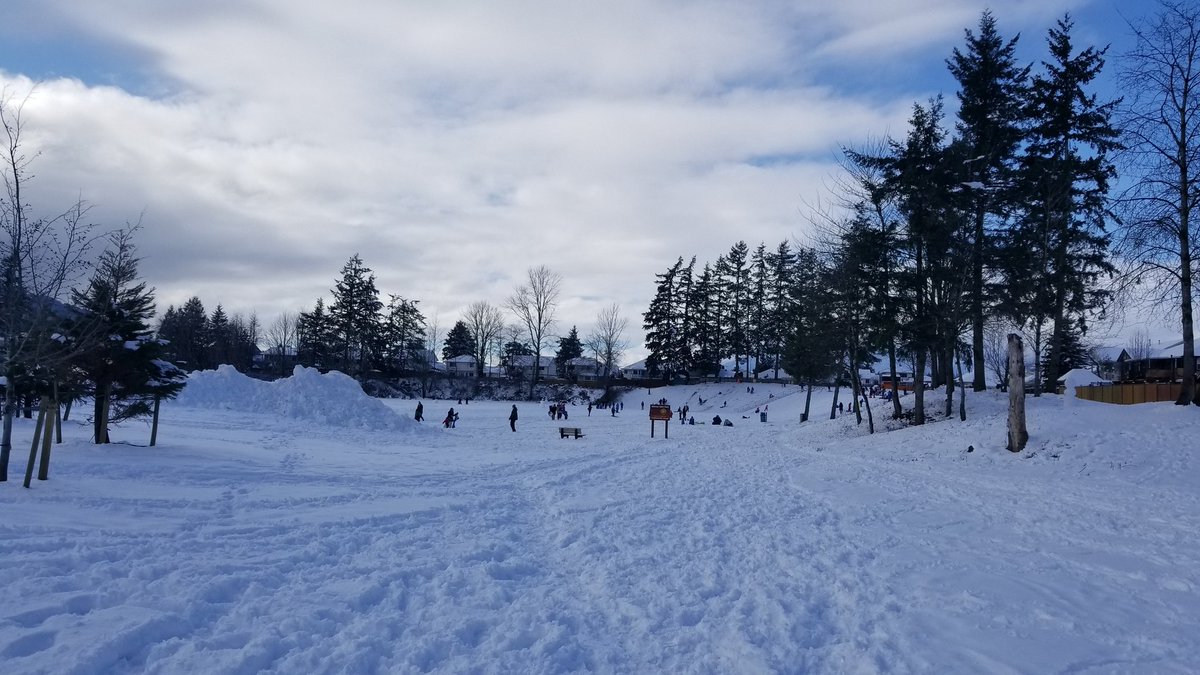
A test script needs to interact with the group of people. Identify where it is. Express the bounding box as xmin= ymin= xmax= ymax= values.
xmin=548 ymin=402 xmax=570 ymax=420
